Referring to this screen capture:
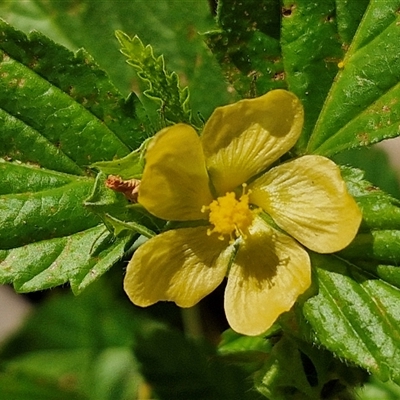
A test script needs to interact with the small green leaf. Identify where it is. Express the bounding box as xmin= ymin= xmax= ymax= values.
xmin=339 ymin=165 xmax=400 ymax=293
xmin=219 ymin=329 xmax=274 ymax=357
xmin=357 ymin=262 xmax=400 ymax=292
xmin=217 ymin=329 xmax=272 ymax=372
xmin=92 ymin=140 xmax=148 ymax=180
xmin=116 ymin=31 xmax=192 ymax=125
